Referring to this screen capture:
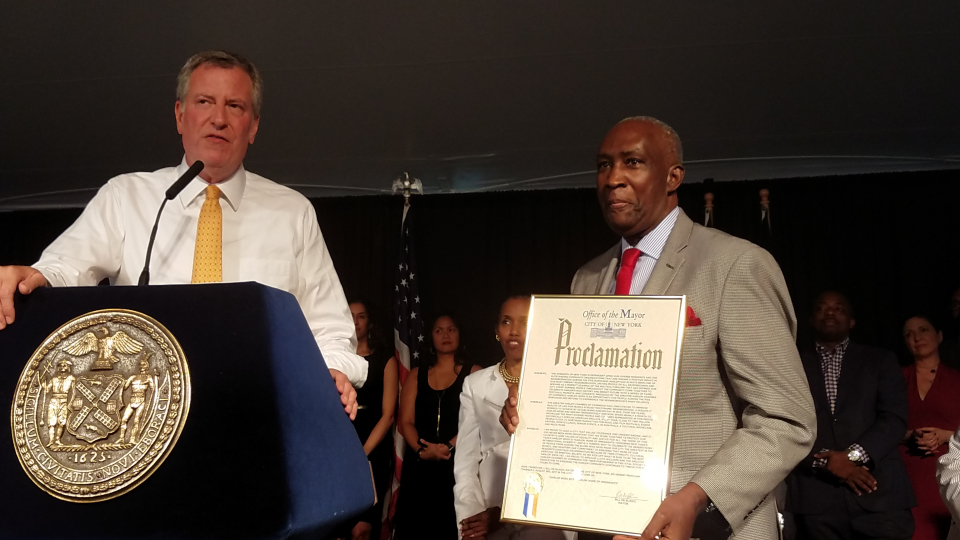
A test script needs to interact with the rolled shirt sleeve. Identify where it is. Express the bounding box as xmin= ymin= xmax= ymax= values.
xmin=33 ymin=180 xmax=125 ymax=287
xmin=296 ymin=203 xmax=367 ymax=387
